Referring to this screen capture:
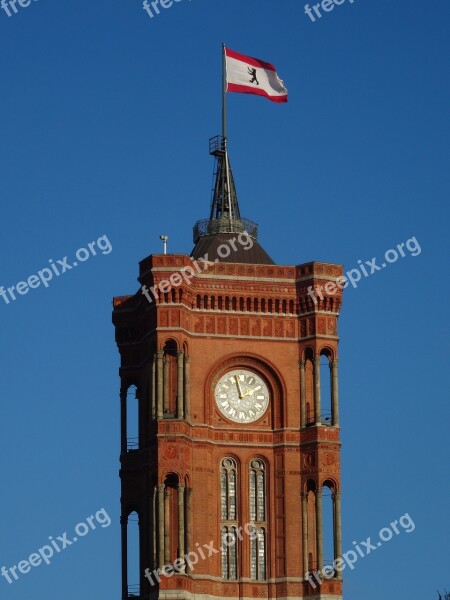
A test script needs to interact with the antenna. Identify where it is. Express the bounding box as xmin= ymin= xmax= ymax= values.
xmin=159 ymin=235 xmax=168 ymax=255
